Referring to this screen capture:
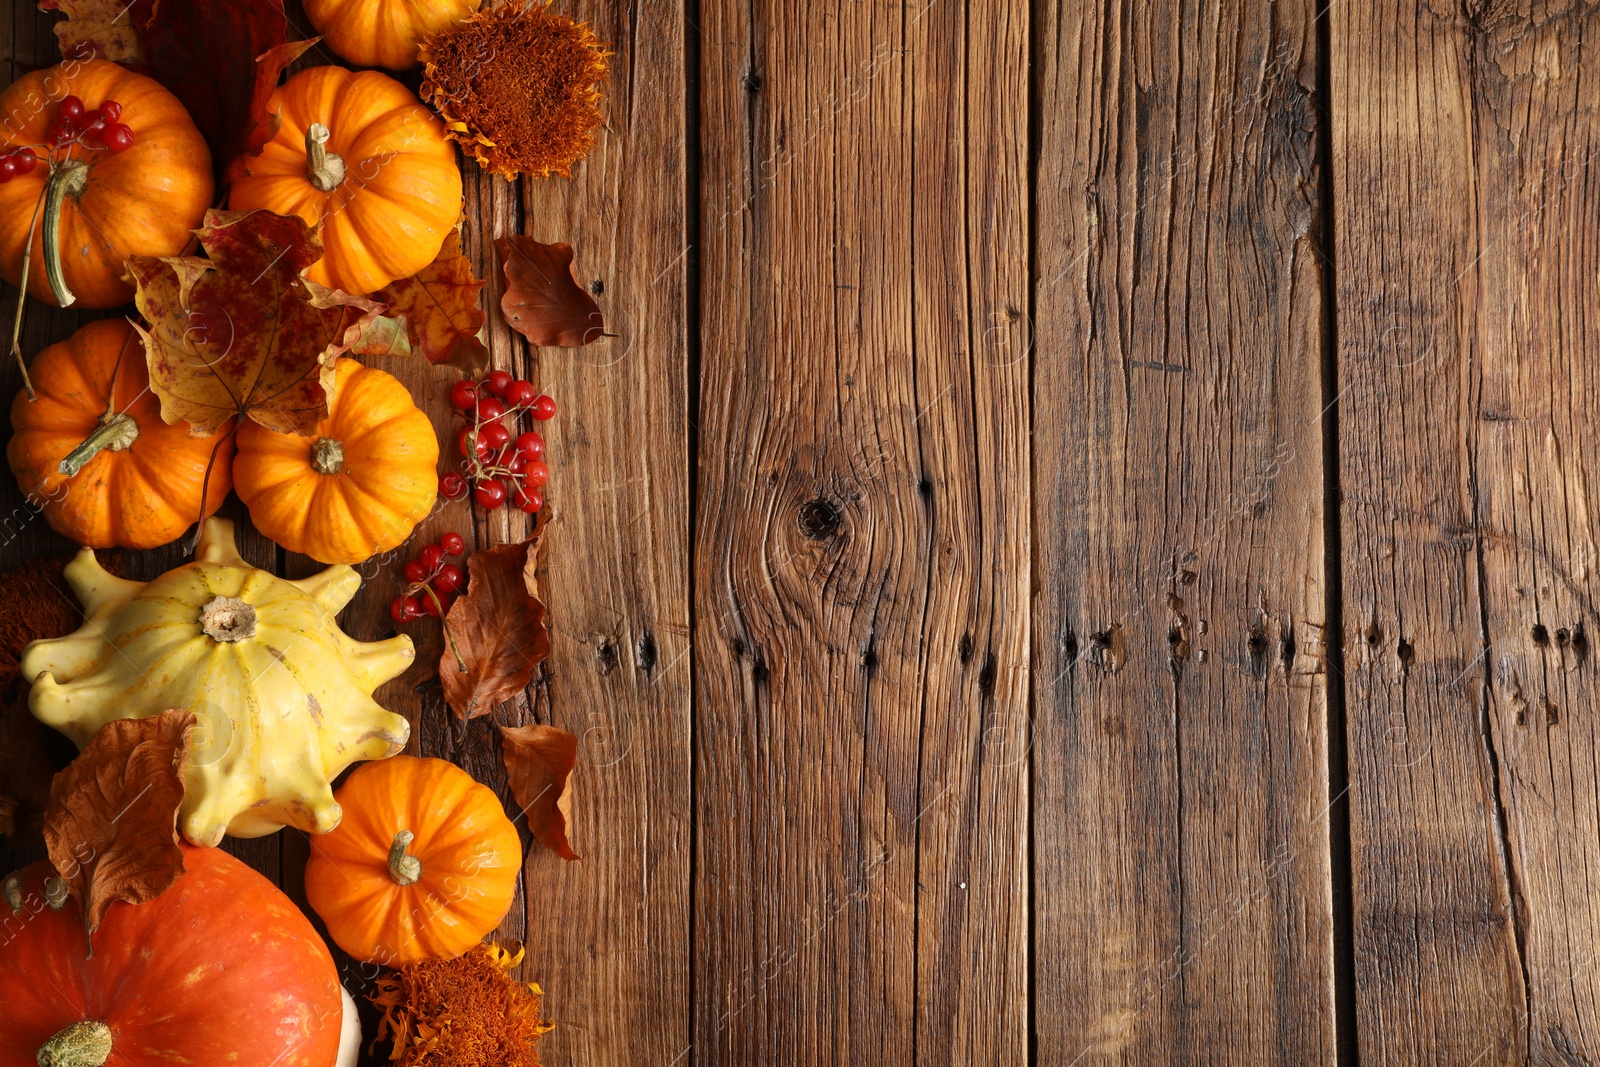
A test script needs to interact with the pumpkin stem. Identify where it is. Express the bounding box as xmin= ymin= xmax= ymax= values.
xmin=199 ymin=595 xmax=258 ymax=642
xmin=311 ymin=436 xmax=345 ymax=474
xmin=388 ymin=829 xmax=423 ymax=886
xmin=304 ymin=123 xmax=347 ymax=192
xmin=3 ymin=875 xmax=21 ymax=914
xmin=58 ymin=412 xmax=140 ymax=477
xmin=43 ymin=877 xmax=68 ymax=910
xmin=42 ymin=160 xmax=89 ymax=309
xmin=36 ymin=1020 xmax=113 ymax=1067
